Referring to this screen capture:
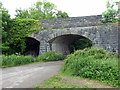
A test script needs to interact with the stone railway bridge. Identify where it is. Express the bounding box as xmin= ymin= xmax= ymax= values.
xmin=25 ymin=15 xmax=119 ymax=56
